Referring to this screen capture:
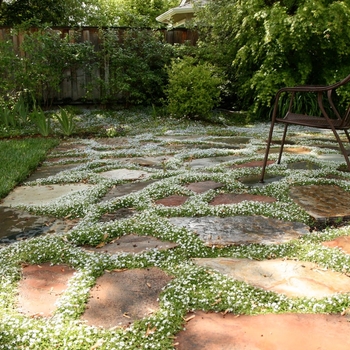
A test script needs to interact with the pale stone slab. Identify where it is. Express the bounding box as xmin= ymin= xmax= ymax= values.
xmin=193 ymin=258 xmax=350 ymax=298
xmin=168 ymin=216 xmax=308 ymax=246
xmin=99 ymin=168 xmax=150 ymax=180
xmin=1 ymin=183 xmax=94 ymax=207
